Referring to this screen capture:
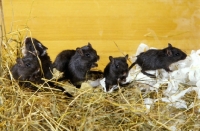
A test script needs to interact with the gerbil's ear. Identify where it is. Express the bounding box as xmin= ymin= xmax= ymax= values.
xmin=16 ymin=58 xmax=21 ymax=63
xmin=24 ymin=37 xmax=30 ymax=44
xmin=88 ymin=42 xmax=92 ymax=47
xmin=125 ymin=54 xmax=129 ymax=60
xmin=166 ymin=49 xmax=172 ymax=57
xmin=16 ymin=58 xmax=24 ymax=66
xmin=38 ymin=42 xmax=48 ymax=50
xmin=168 ymin=43 xmax=172 ymax=48
xmin=41 ymin=50 xmax=46 ymax=56
xmin=76 ymin=47 xmax=84 ymax=56
xmin=109 ymin=56 xmax=114 ymax=63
